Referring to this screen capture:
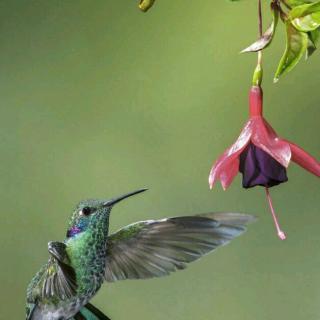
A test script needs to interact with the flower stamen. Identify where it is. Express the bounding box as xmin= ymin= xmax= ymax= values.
xmin=265 ymin=187 xmax=286 ymax=240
